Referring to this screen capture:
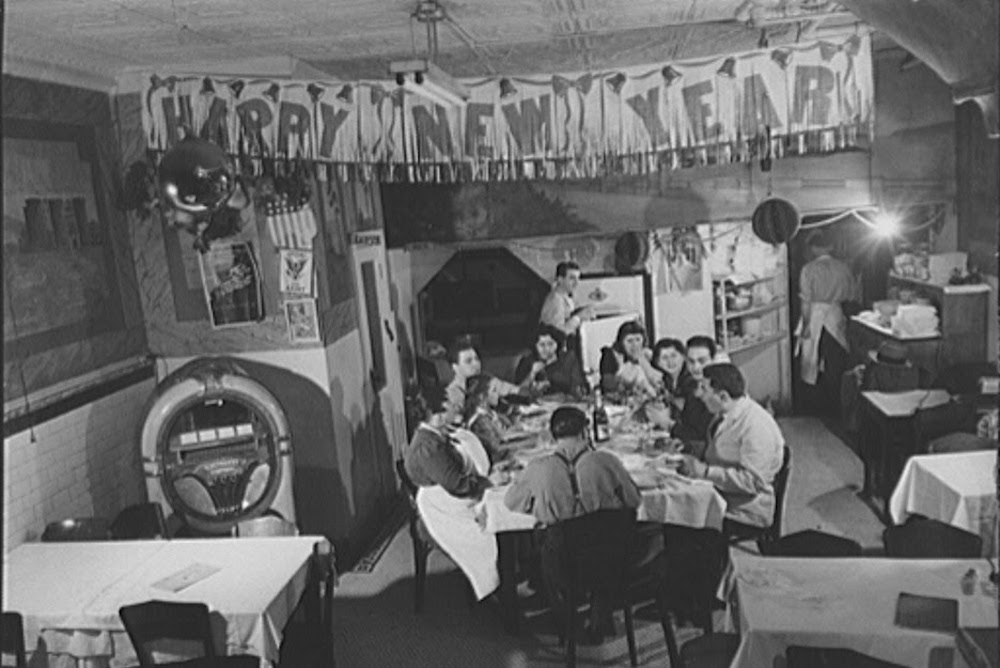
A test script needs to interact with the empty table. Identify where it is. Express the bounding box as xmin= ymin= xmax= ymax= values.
xmin=890 ymin=449 xmax=998 ymax=555
xmin=3 ymin=536 xmax=329 ymax=668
